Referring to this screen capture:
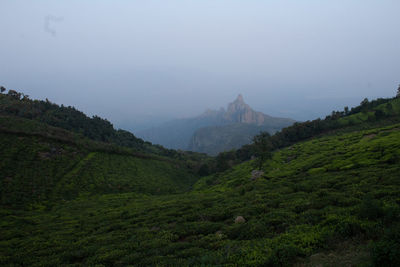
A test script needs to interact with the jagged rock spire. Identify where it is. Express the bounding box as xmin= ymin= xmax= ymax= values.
xmin=236 ymin=94 xmax=244 ymax=103
xmin=227 ymin=94 xmax=249 ymax=113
